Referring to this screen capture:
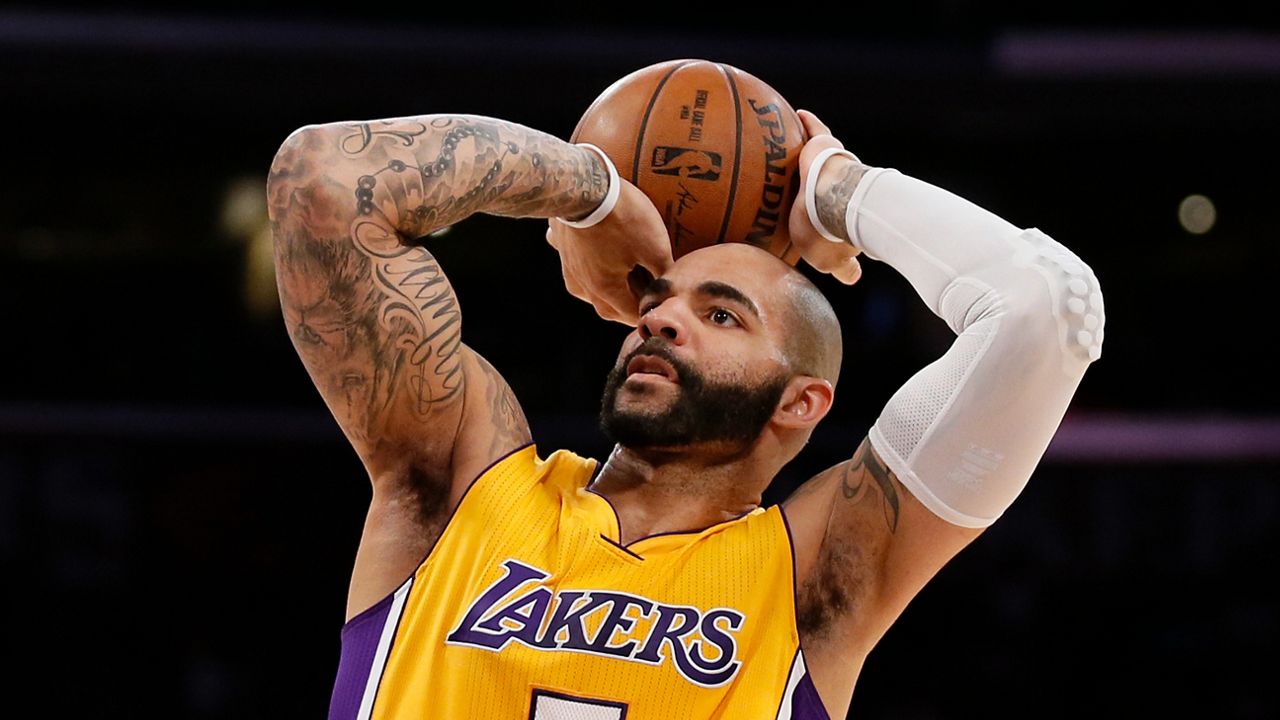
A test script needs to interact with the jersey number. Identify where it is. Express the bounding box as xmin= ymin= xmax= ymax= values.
xmin=530 ymin=689 xmax=628 ymax=719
